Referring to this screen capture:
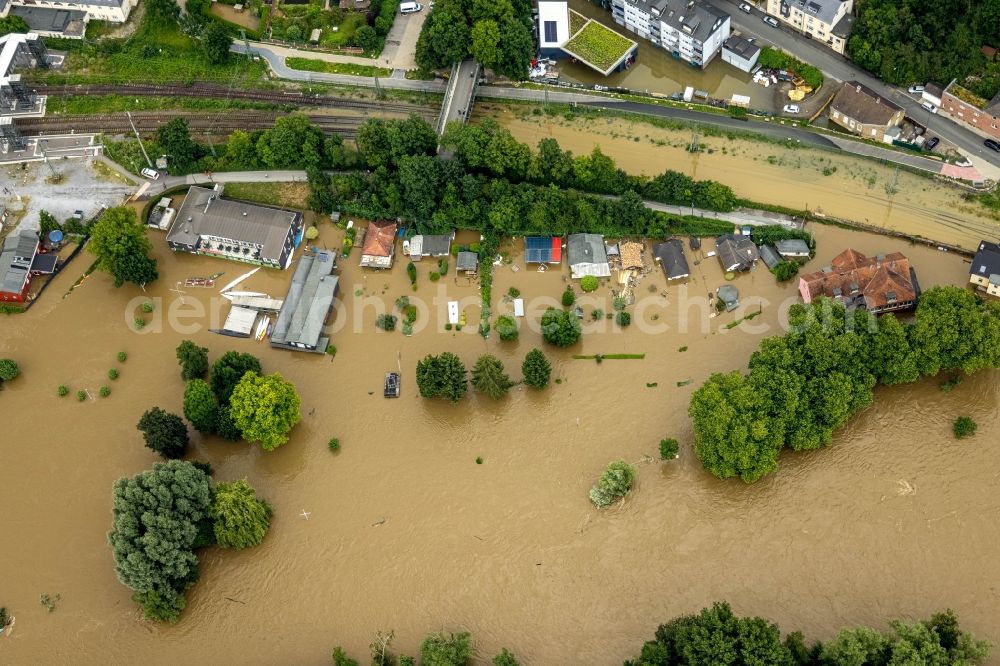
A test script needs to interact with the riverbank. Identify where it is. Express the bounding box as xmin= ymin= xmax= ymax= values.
xmin=0 ymin=219 xmax=997 ymax=663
